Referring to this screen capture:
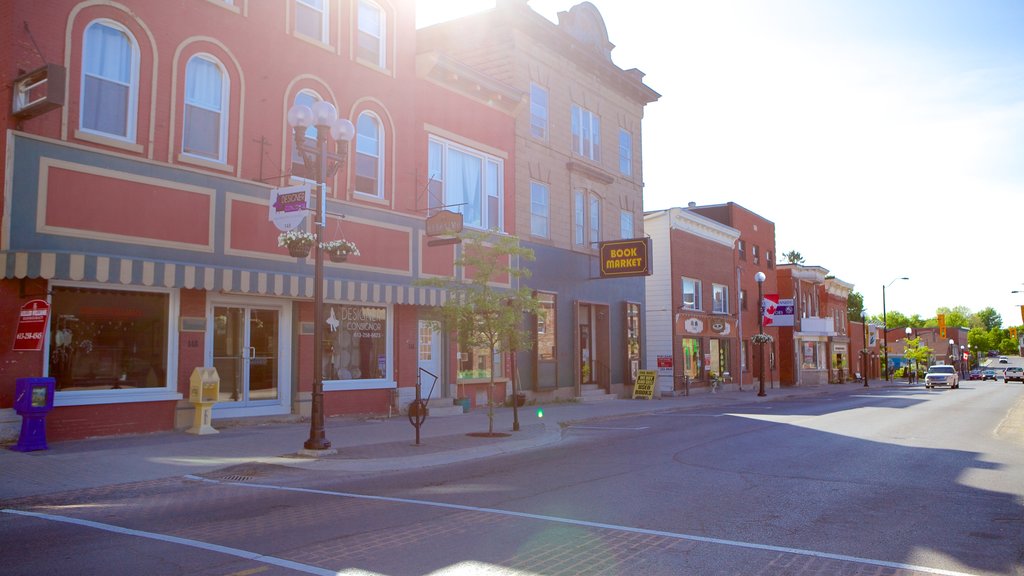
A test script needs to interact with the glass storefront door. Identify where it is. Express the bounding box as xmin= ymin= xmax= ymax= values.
xmin=212 ymin=305 xmax=279 ymax=406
